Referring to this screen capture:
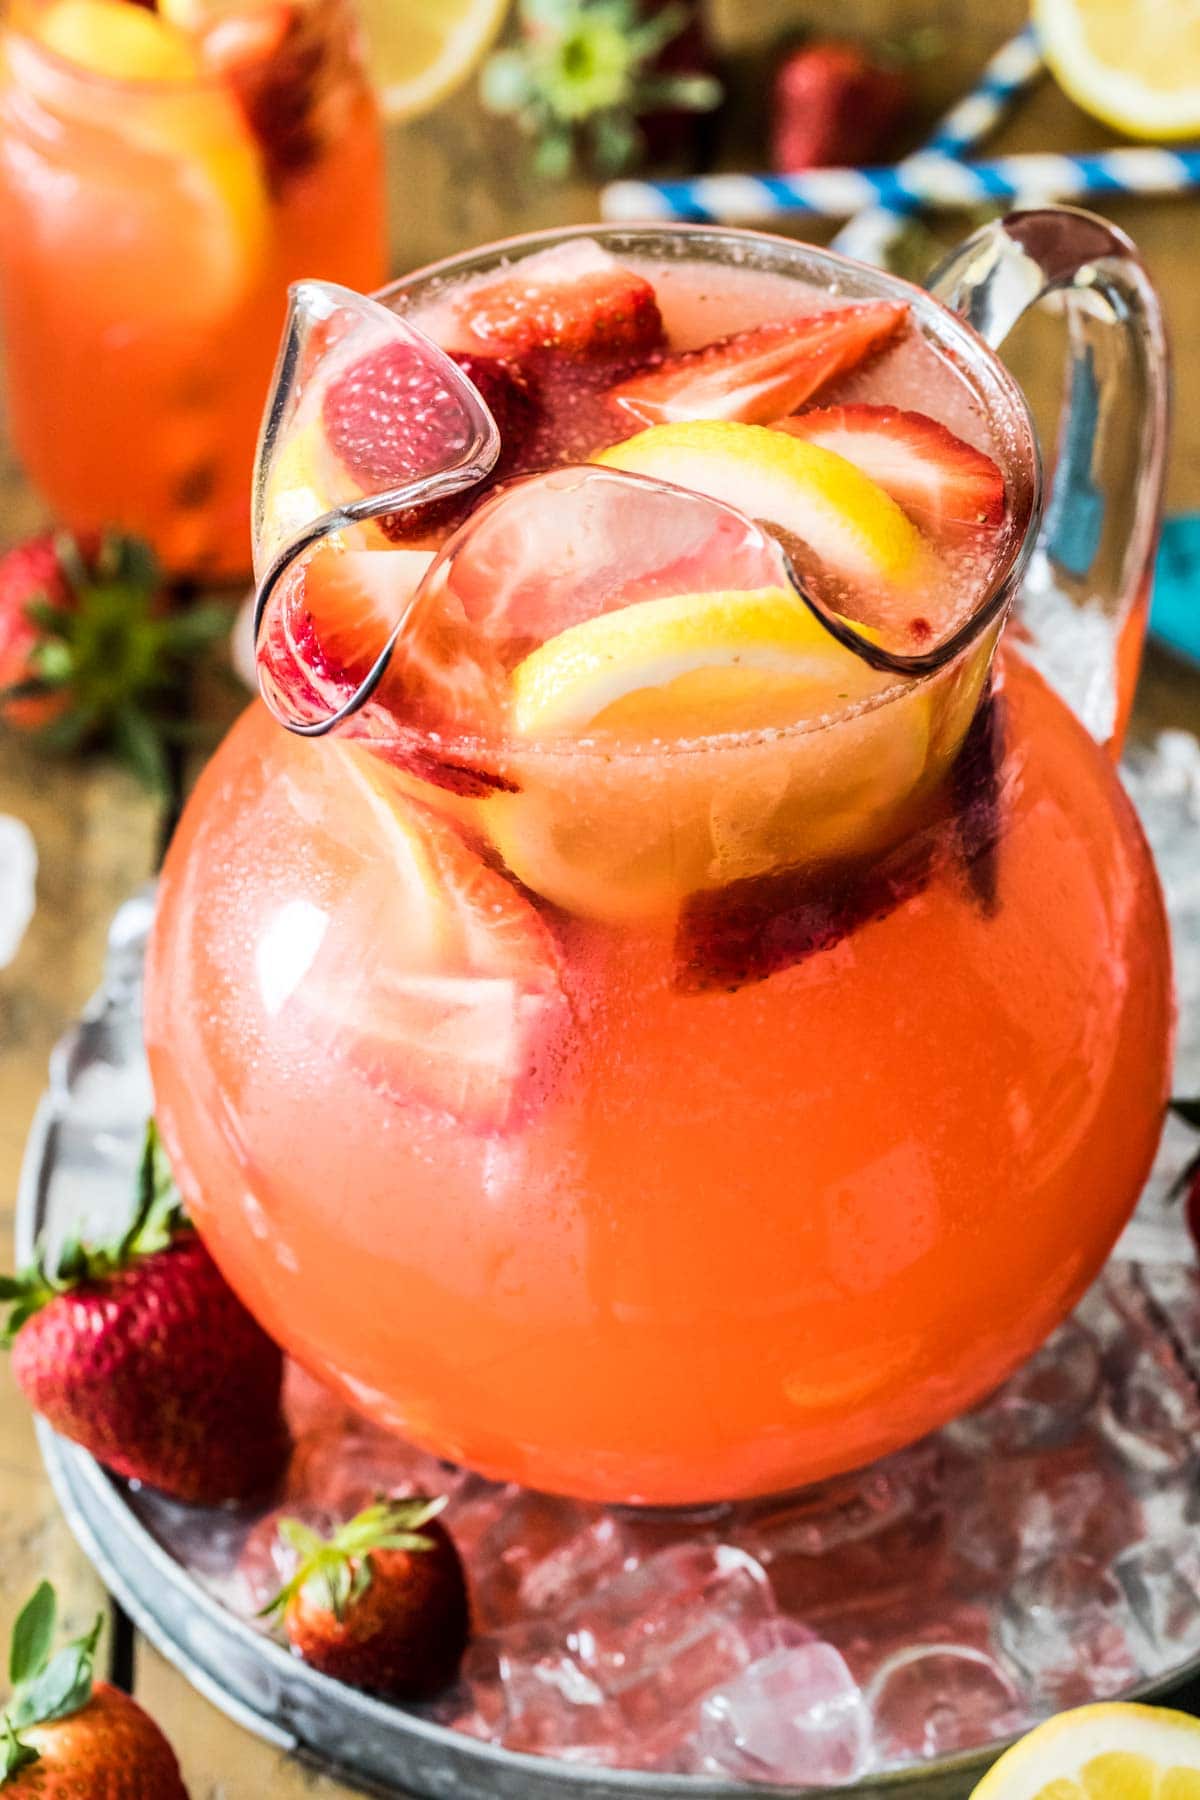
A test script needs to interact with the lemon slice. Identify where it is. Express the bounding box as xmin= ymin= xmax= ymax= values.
xmin=357 ymin=0 xmax=510 ymax=121
xmin=1034 ymin=0 xmax=1200 ymax=138
xmin=970 ymin=1704 xmax=1200 ymax=1800
xmin=510 ymin=586 xmax=883 ymax=742
xmin=36 ymin=0 xmax=200 ymax=77
xmin=595 ymin=421 xmax=928 ymax=590
xmin=484 ymin=582 xmax=932 ymax=921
